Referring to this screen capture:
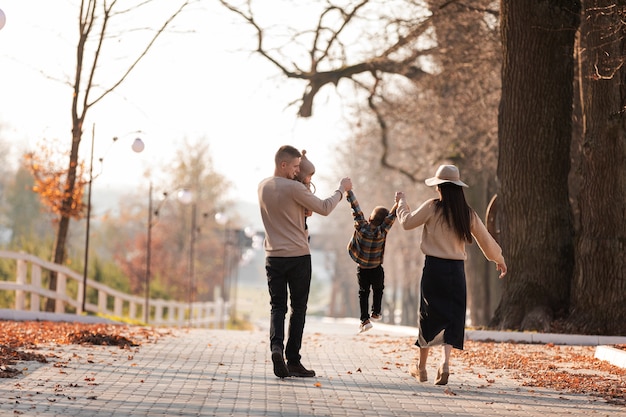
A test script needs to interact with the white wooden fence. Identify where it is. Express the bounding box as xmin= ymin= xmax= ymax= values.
xmin=0 ymin=250 xmax=230 ymax=328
